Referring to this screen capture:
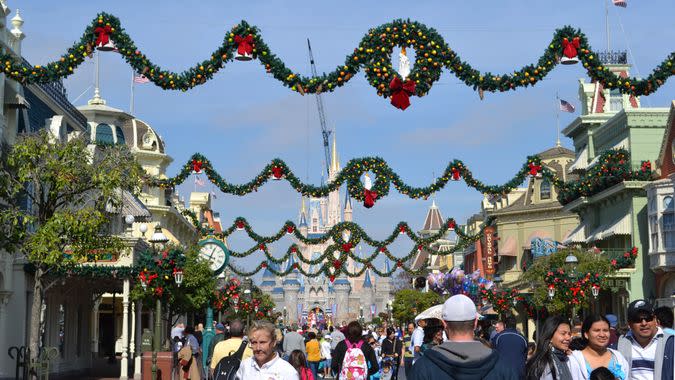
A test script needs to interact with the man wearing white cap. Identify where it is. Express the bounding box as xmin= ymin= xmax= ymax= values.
xmin=410 ymin=294 xmax=519 ymax=380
